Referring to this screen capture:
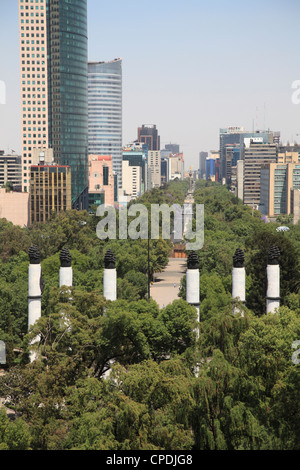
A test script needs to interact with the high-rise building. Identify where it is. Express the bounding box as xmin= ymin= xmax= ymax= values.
xmin=199 ymin=152 xmax=208 ymax=179
xmin=161 ymin=156 xmax=169 ymax=184
xmin=123 ymin=148 xmax=147 ymax=194
xmin=205 ymin=151 xmax=219 ymax=182
xmin=219 ymin=127 xmax=277 ymax=183
xmin=243 ymin=141 xmax=277 ymax=208
xmin=224 ymin=144 xmax=240 ymax=185
xmin=260 ymin=162 xmax=300 ymax=219
xmin=88 ymin=59 xmax=122 ymax=188
xmin=169 ymin=153 xmax=184 ymax=180
xmin=19 ymin=0 xmax=88 ymax=208
xmin=29 ymin=164 xmax=72 ymax=224
xmin=148 ymin=150 xmax=161 ymax=188
xmin=219 ymin=127 xmax=245 ymax=181
xmin=0 ymin=152 xmax=22 ymax=190
xmin=138 ymin=125 xmax=160 ymax=151
xmin=122 ymin=160 xmax=142 ymax=200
